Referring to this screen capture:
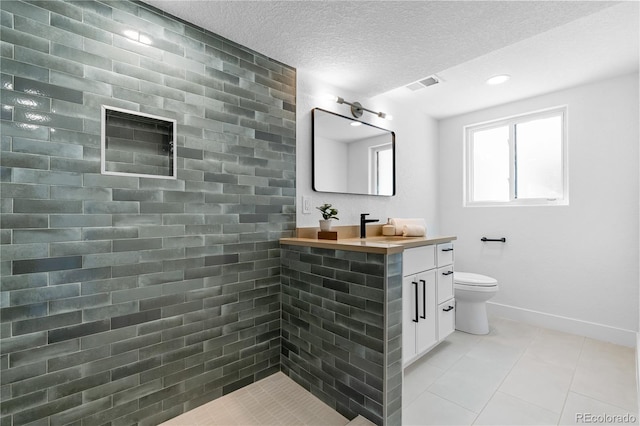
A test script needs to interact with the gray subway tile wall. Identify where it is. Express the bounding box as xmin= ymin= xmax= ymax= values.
xmin=280 ymin=246 xmax=402 ymax=426
xmin=0 ymin=0 xmax=295 ymax=424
